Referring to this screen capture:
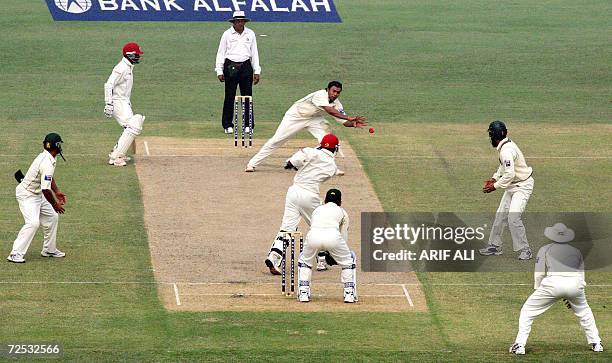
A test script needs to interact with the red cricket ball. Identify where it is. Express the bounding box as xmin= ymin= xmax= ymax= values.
xmin=369 ymin=127 xmax=375 ymax=134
